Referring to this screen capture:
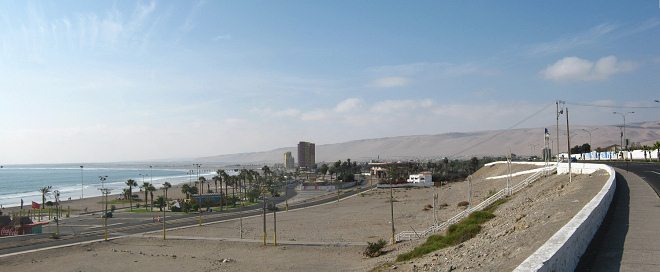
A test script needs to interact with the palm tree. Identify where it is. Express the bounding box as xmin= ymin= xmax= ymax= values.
xmin=212 ymin=175 xmax=221 ymax=195
xmin=39 ymin=186 xmax=52 ymax=209
xmin=141 ymin=182 xmax=151 ymax=209
xmin=218 ymin=170 xmax=229 ymax=203
xmin=148 ymin=184 xmax=156 ymax=211
xmin=198 ymin=176 xmax=206 ymax=194
xmin=155 ymin=196 xmax=166 ymax=212
xmin=126 ymin=179 xmax=137 ymax=211
xmin=181 ymin=184 xmax=191 ymax=199
xmin=654 ymin=141 xmax=660 ymax=162
xmin=163 ymin=182 xmax=172 ymax=209
xmin=240 ymin=169 xmax=249 ymax=203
